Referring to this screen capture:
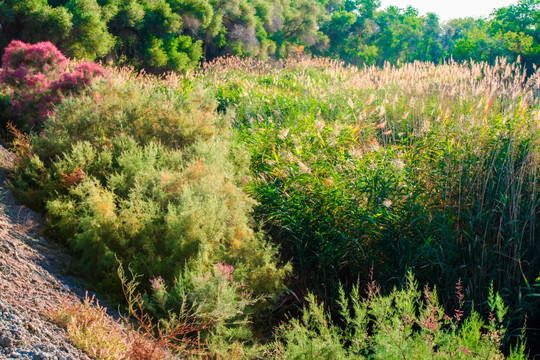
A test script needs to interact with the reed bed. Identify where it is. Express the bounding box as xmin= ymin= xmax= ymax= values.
xmin=196 ymin=56 xmax=540 ymax=328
